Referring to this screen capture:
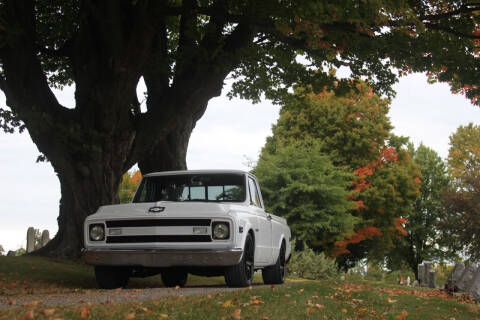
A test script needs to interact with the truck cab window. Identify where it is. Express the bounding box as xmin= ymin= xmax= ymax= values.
xmin=248 ymin=177 xmax=262 ymax=208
